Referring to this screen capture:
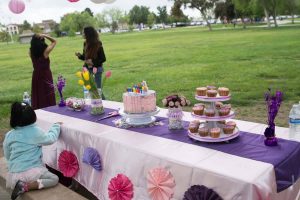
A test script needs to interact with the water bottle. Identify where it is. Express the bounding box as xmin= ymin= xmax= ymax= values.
xmin=22 ymin=91 xmax=31 ymax=106
xmin=289 ymin=102 xmax=300 ymax=141
xmin=83 ymin=86 xmax=90 ymax=104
